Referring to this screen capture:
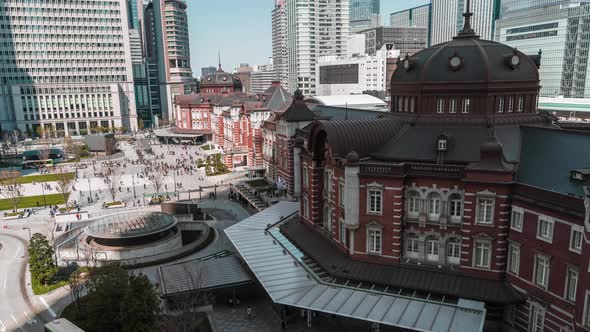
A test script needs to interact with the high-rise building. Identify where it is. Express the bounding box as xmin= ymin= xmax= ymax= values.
xmin=286 ymin=0 xmax=350 ymax=95
xmin=350 ymin=0 xmax=380 ymax=32
xmin=390 ymin=4 xmax=432 ymax=45
xmin=151 ymin=0 xmax=194 ymax=123
xmin=201 ymin=67 xmax=217 ymax=78
xmin=0 ymin=0 xmax=138 ymax=135
xmin=272 ymin=0 xmax=289 ymax=88
xmin=143 ymin=1 xmax=163 ymax=127
xmin=358 ymin=27 xmax=428 ymax=56
xmin=430 ymin=0 xmax=501 ymax=45
xmin=251 ymin=63 xmax=277 ymax=94
xmin=495 ymin=0 xmax=590 ymax=98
